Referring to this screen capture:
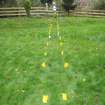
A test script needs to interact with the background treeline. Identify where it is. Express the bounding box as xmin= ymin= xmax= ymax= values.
xmin=0 ymin=0 xmax=41 ymax=7
xmin=0 ymin=0 xmax=105 ymax=10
